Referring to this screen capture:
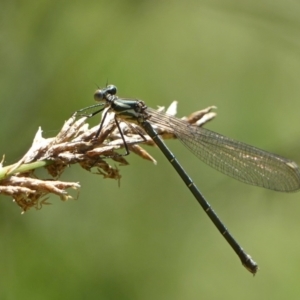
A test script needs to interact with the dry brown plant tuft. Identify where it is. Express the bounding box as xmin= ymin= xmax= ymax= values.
xmin=0 ymin=103 xmax=216 ymax=213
